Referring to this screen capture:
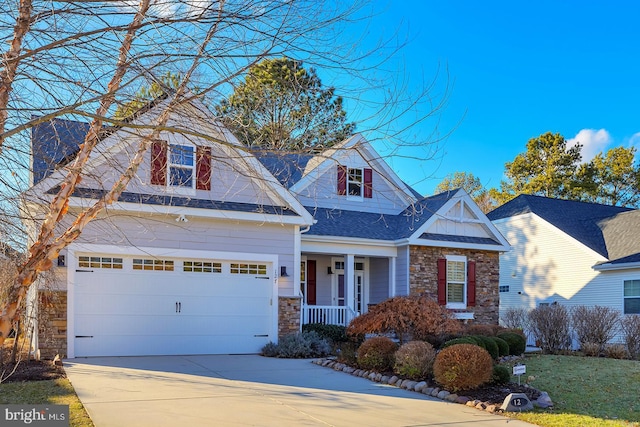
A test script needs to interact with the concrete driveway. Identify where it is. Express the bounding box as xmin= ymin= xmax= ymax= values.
xmin=64 ymin=355 xmax=536 ymax=427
